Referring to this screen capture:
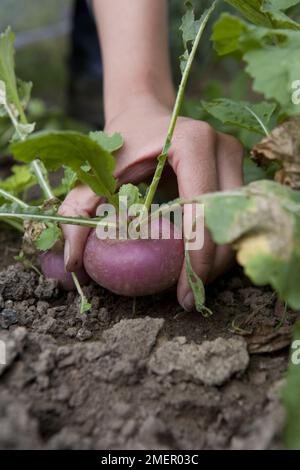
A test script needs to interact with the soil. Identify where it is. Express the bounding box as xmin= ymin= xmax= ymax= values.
xmin=0 ymin=229 xmax=297 ymax=450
